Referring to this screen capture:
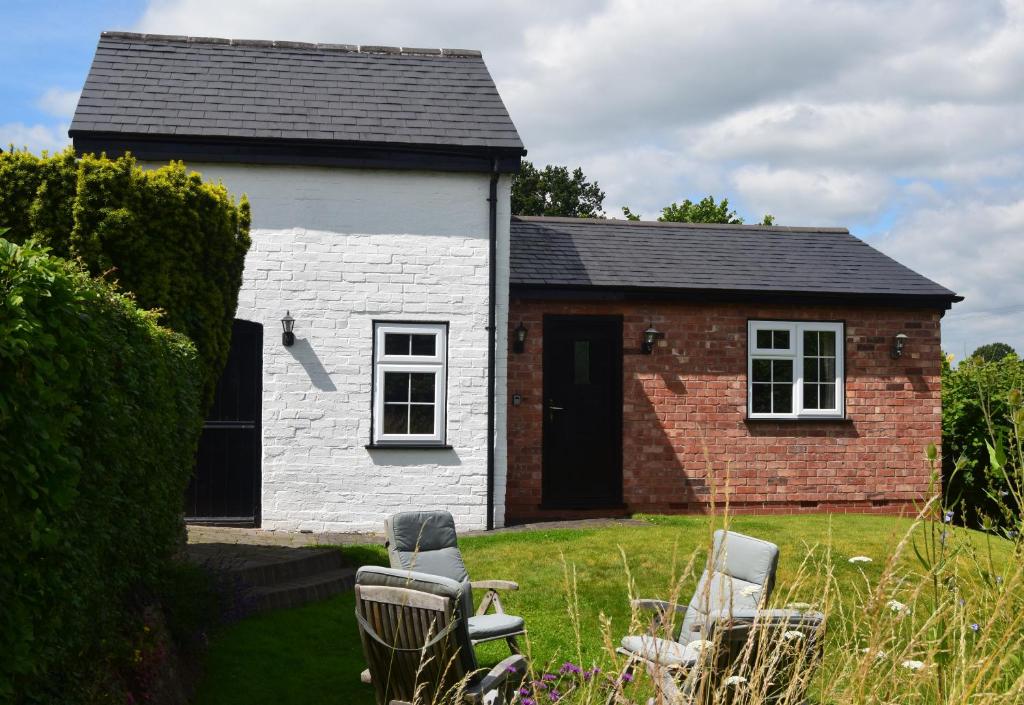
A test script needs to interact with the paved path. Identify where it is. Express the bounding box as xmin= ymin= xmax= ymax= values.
xmin=186 ymin=516 xmax=650 ymax=548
